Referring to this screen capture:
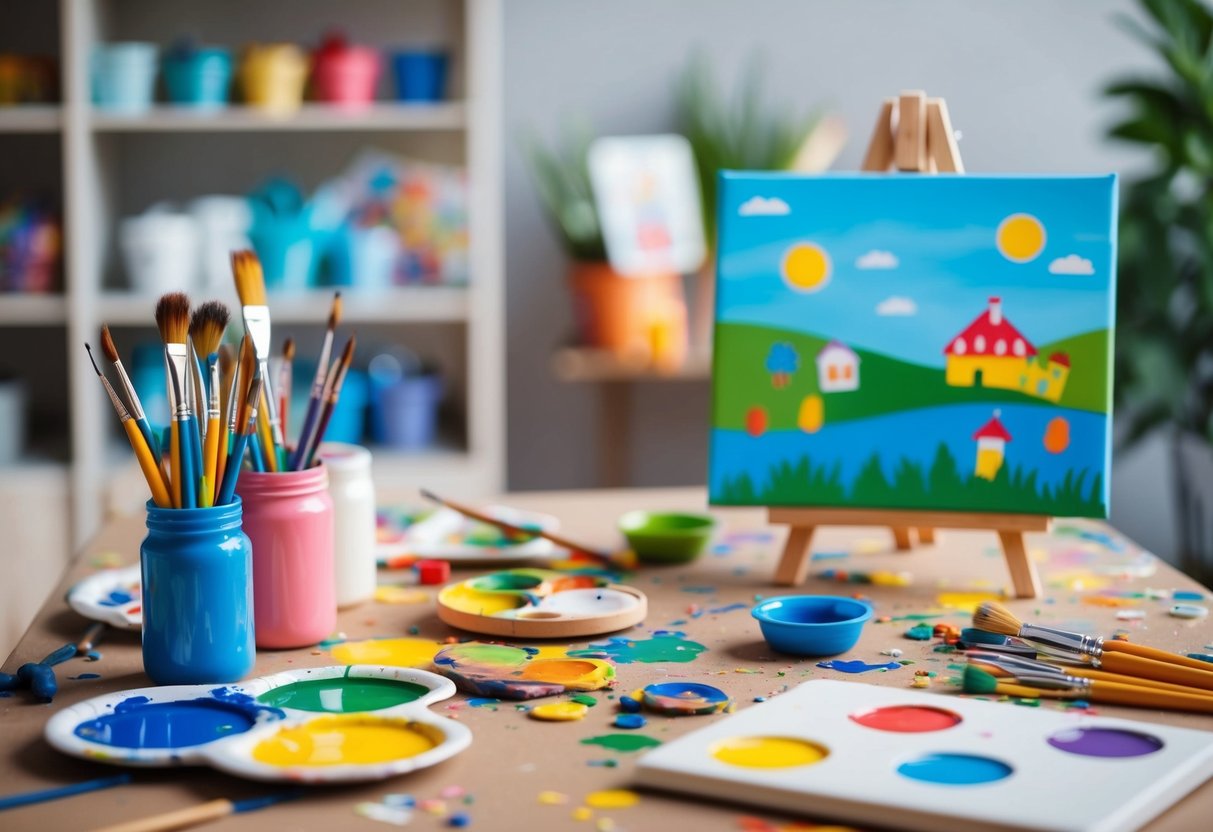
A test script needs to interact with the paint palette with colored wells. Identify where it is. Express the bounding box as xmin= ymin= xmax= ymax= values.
xmin=635 ymin=680 xmax=1213 ymax=832
xmin=432 ymin=642 xmax=616 ymax=700
xmin=44 ymin=666 xmax=471 ymax=783
xmin=377 ymin=506 xmax=565 ymax=564
xmin=436 ymin=569 xmax=647 ymax=638
xmin=67 ymin=565 xmax=142 ymax=629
